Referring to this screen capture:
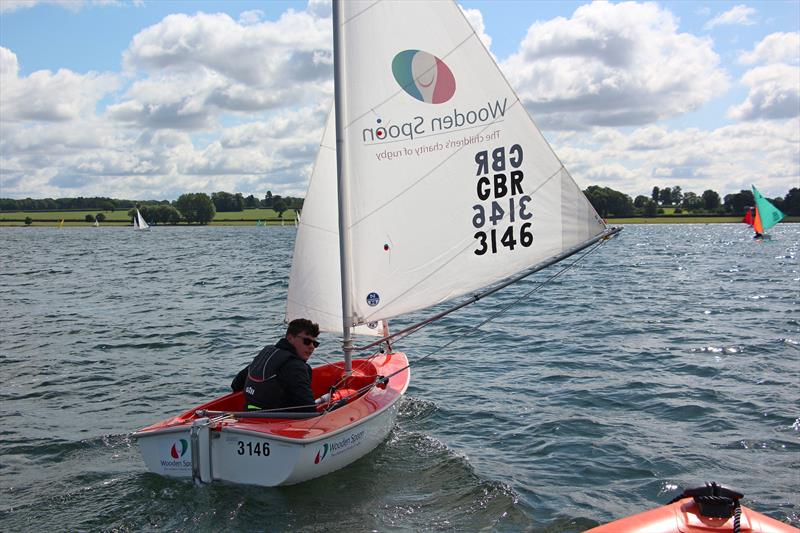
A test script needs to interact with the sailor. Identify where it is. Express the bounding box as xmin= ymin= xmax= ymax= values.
xmin=231 ymin=318 xmax=321 ymax=412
